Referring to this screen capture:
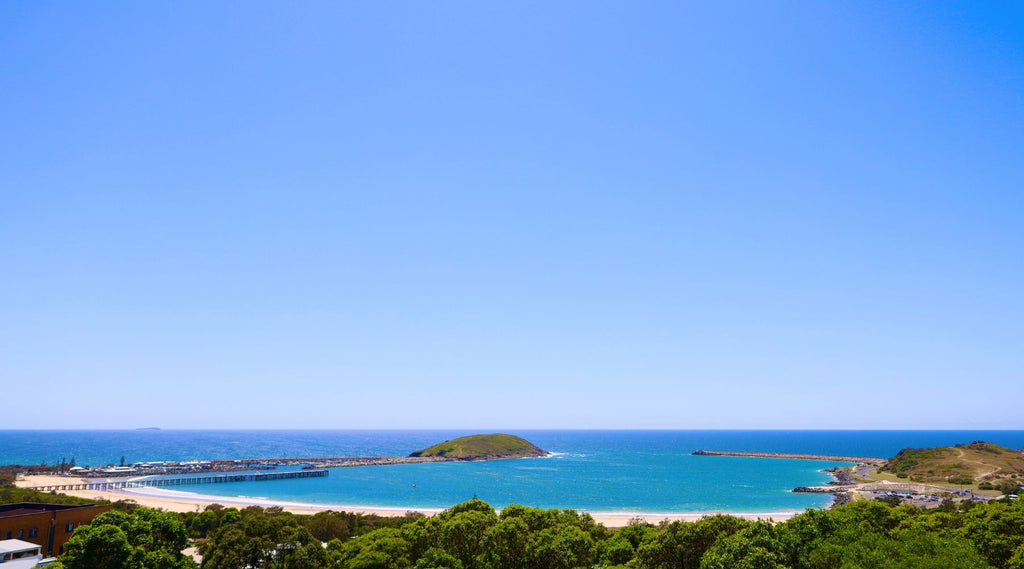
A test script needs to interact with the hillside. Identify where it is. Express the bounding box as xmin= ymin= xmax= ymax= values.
xmin=409 ymin=434 xmax=547 ymax=460
xmin=883 ymin=441 xmax=1024 ymax=486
